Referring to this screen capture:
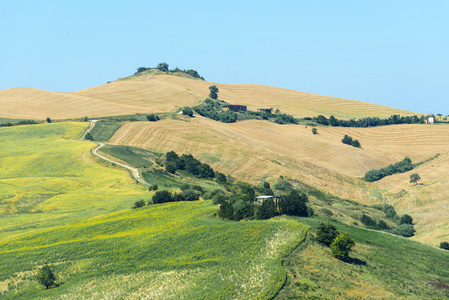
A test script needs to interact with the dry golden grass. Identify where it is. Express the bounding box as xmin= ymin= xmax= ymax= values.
xmin=110 ymin=118 xmax=449 ymax=245
xmin=0 ymin=74 xmax=416 ymax=120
